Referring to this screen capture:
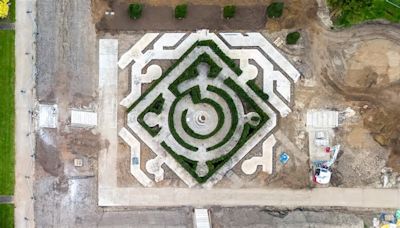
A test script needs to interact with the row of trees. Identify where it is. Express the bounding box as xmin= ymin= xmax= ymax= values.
xmin=129 ymin=2 xmax=285 ymax=20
